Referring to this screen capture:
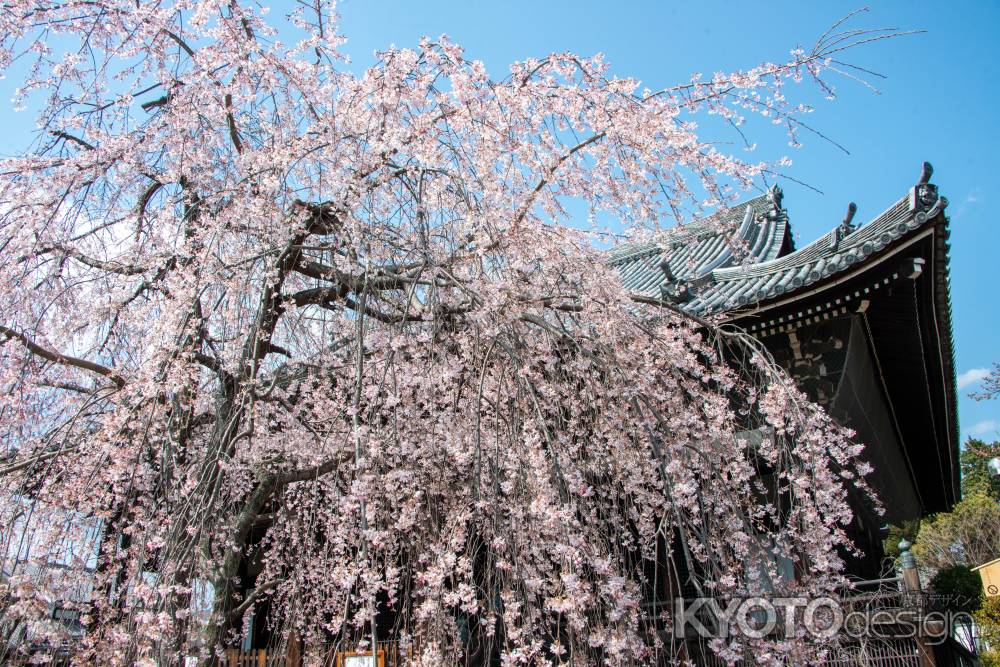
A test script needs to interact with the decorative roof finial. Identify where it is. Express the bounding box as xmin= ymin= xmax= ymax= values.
xmin=830 ymin=202 xmax=858 ymax=251
xmin=843 ymin=202 xmax=857 ymax=229
xmin=918 ymin=161 xmax=933 ymax=186
xmin=911 ymin=161 xmax=939 ymax=212
xmin=658 ymin=259 xmax=693 ymax=303
xmin=768 ymin=183 xmax=784 ymax=210
xmin=658 ymin=258 xmax=676 ymax=283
